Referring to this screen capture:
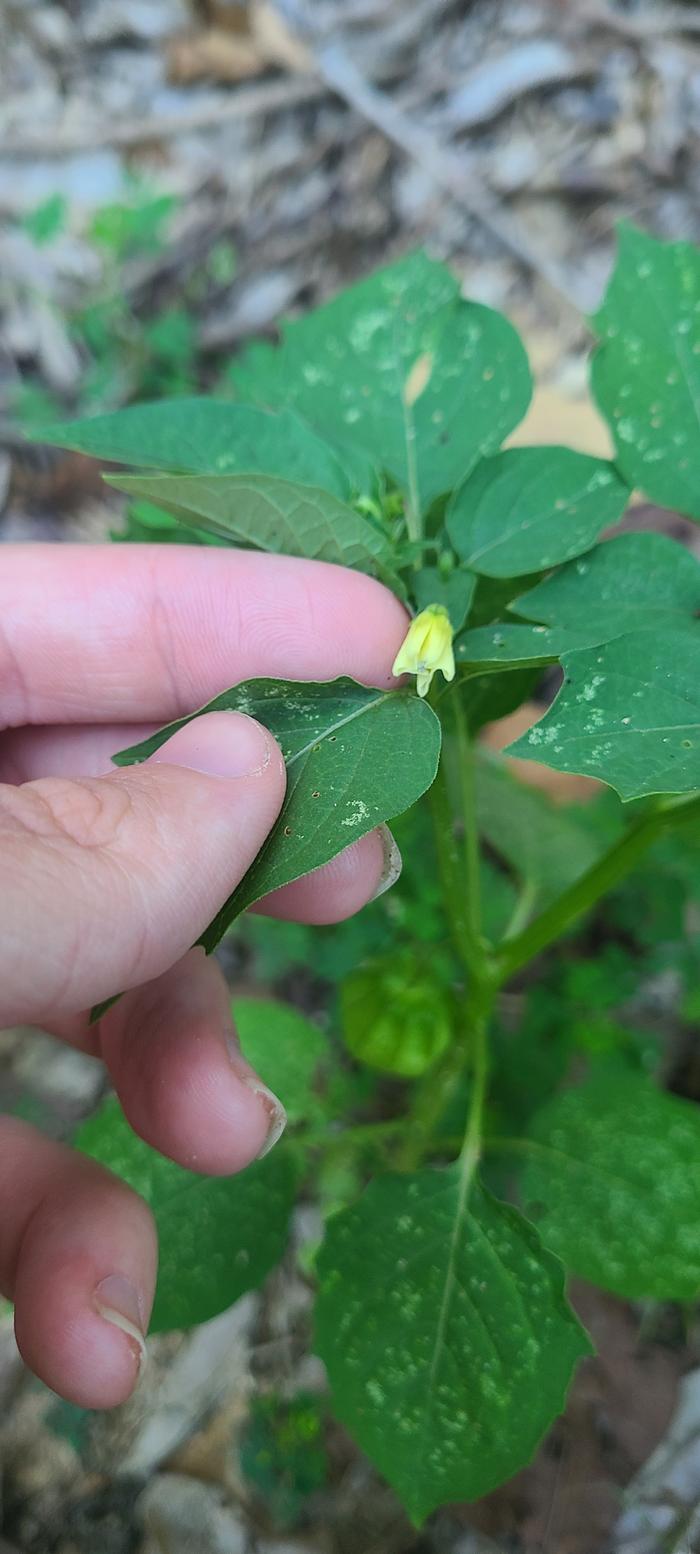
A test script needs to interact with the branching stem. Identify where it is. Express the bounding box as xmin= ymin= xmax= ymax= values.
xmin=495 ymin=791 xmax=700 ymax=983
